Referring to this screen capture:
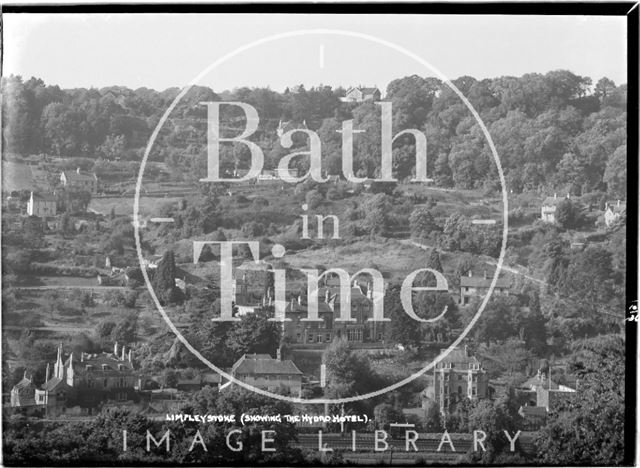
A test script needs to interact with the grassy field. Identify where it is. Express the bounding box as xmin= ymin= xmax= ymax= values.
xmin=3 ymin=161 xmax=38 ymax=192
xmin=89 ymin=196 xmax=182 ymax=217
xmin=282 ymin=239 xmax=455 ymax=284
